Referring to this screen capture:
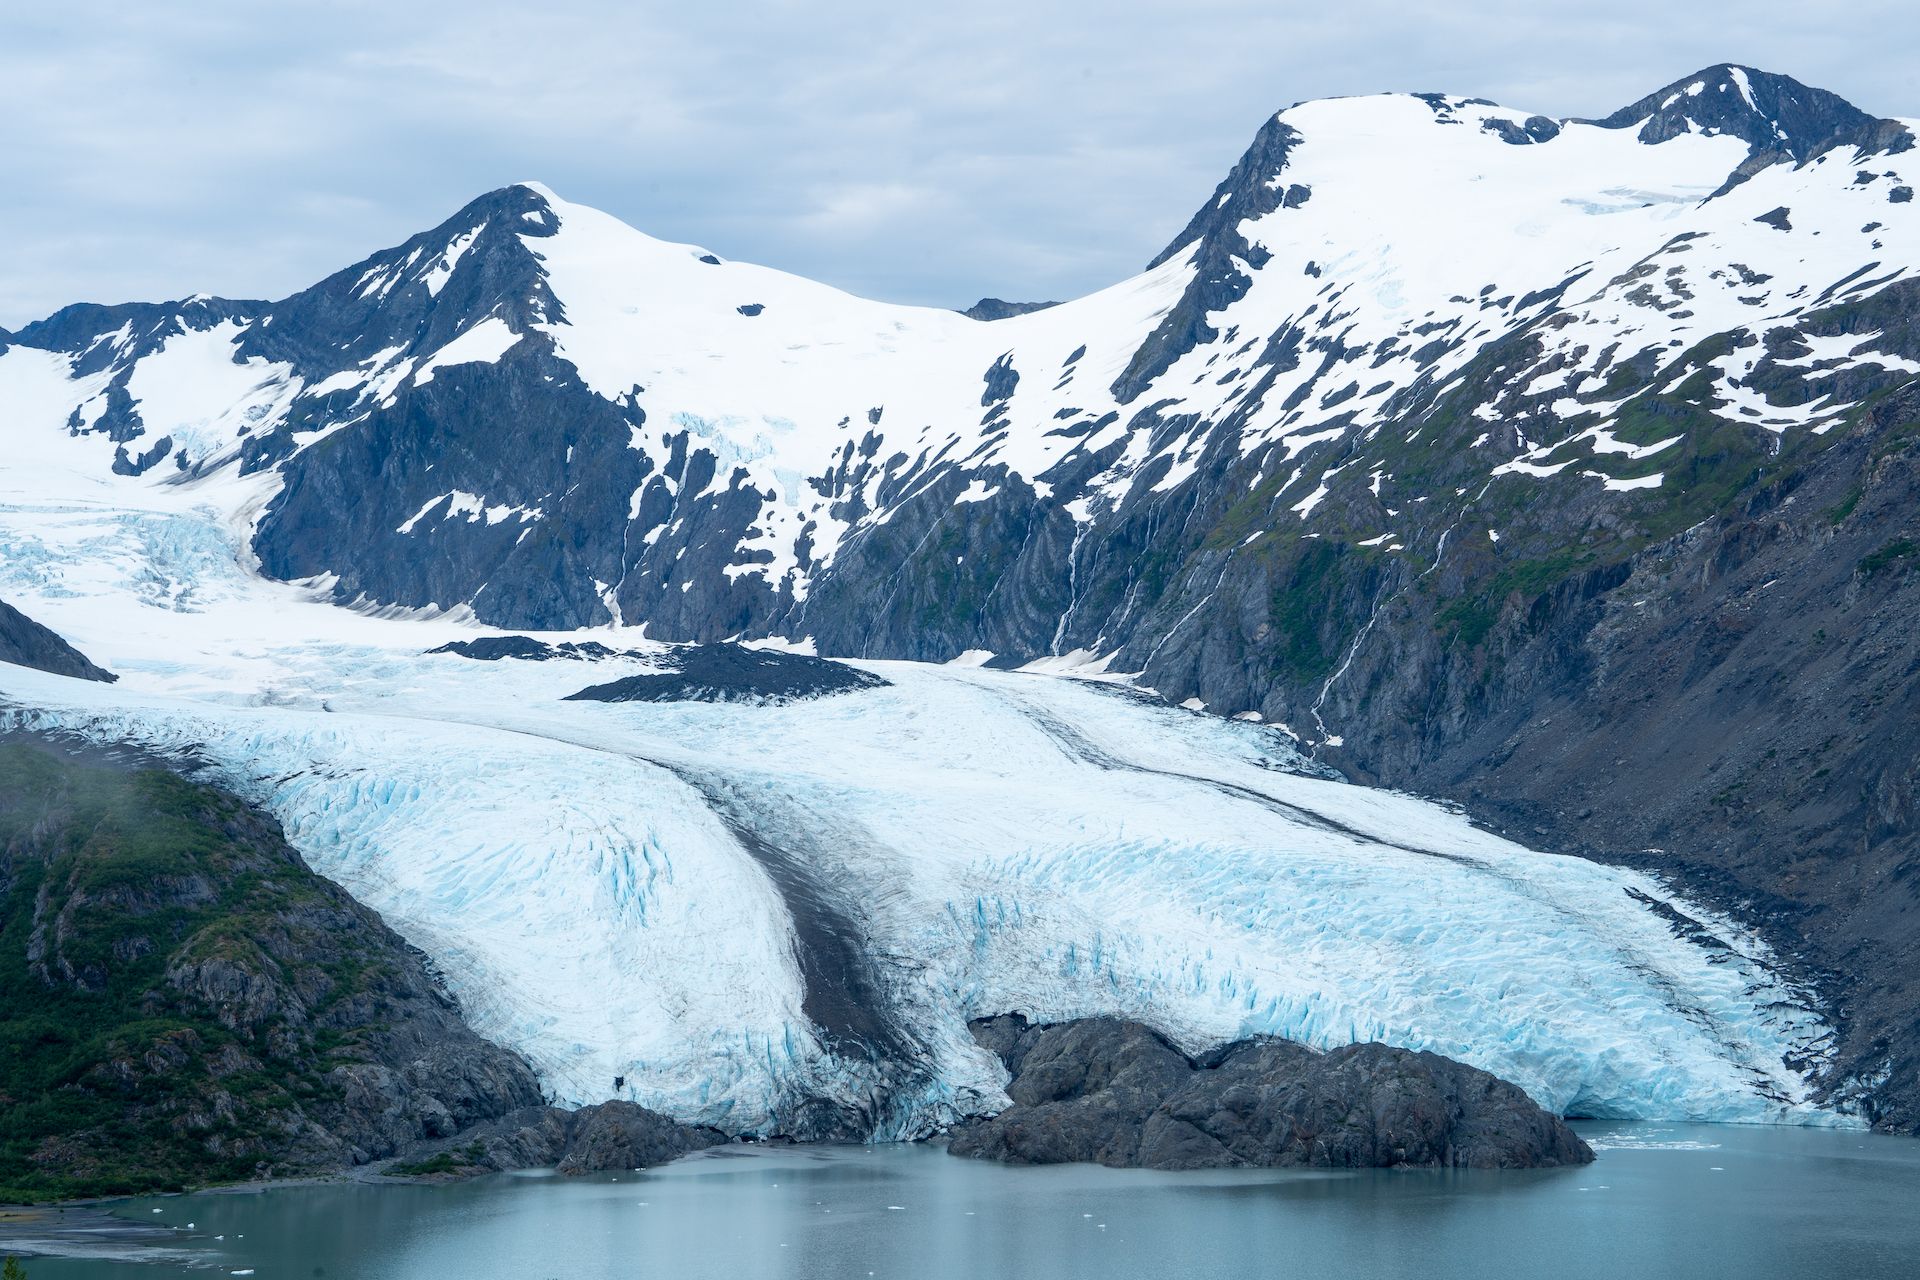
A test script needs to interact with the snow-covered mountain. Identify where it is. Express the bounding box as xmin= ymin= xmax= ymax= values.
xmin=3 ymin=64 xmax=1911 ymax=661
xmin=4 ymin=63 xmax=1920 ymax=1133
